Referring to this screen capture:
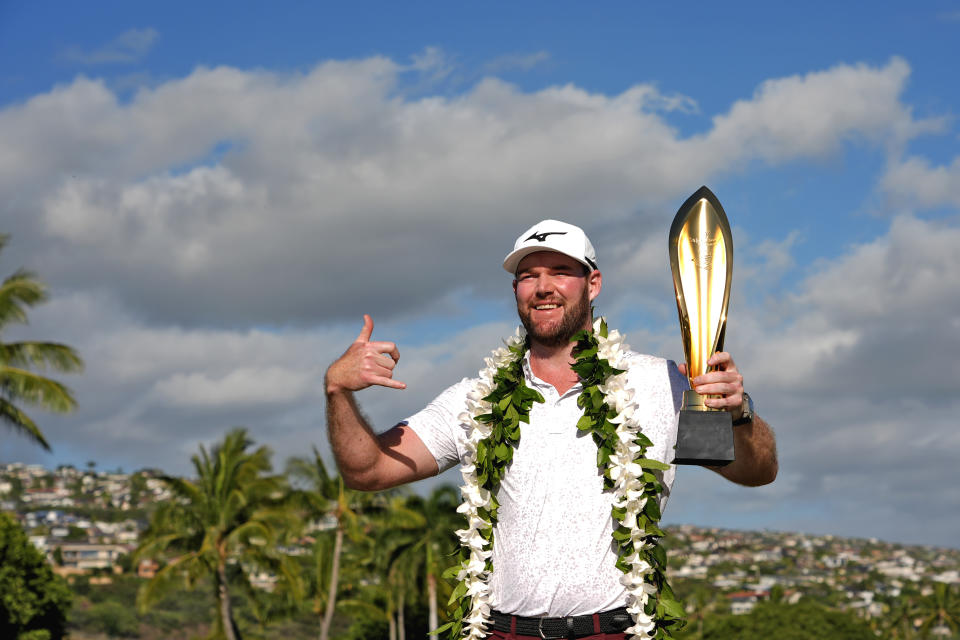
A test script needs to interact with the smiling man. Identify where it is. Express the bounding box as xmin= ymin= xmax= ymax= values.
xmin=325 ymin=219 xmax=777 ymax=639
